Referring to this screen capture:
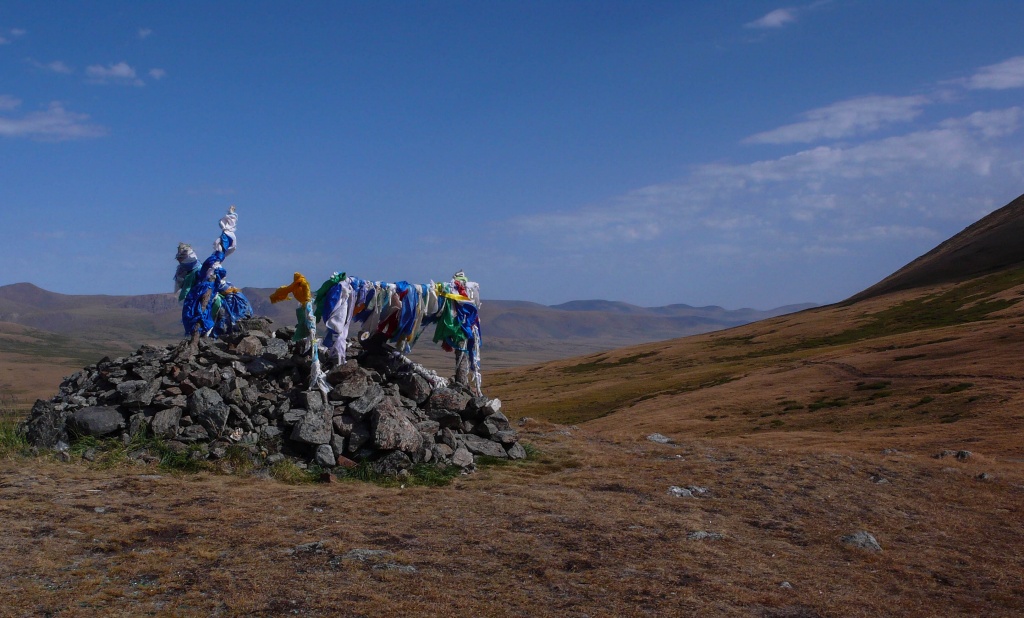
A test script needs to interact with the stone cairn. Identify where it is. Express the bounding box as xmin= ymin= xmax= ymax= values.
xmin=22 ymin=316 xmax=524 ymax=475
